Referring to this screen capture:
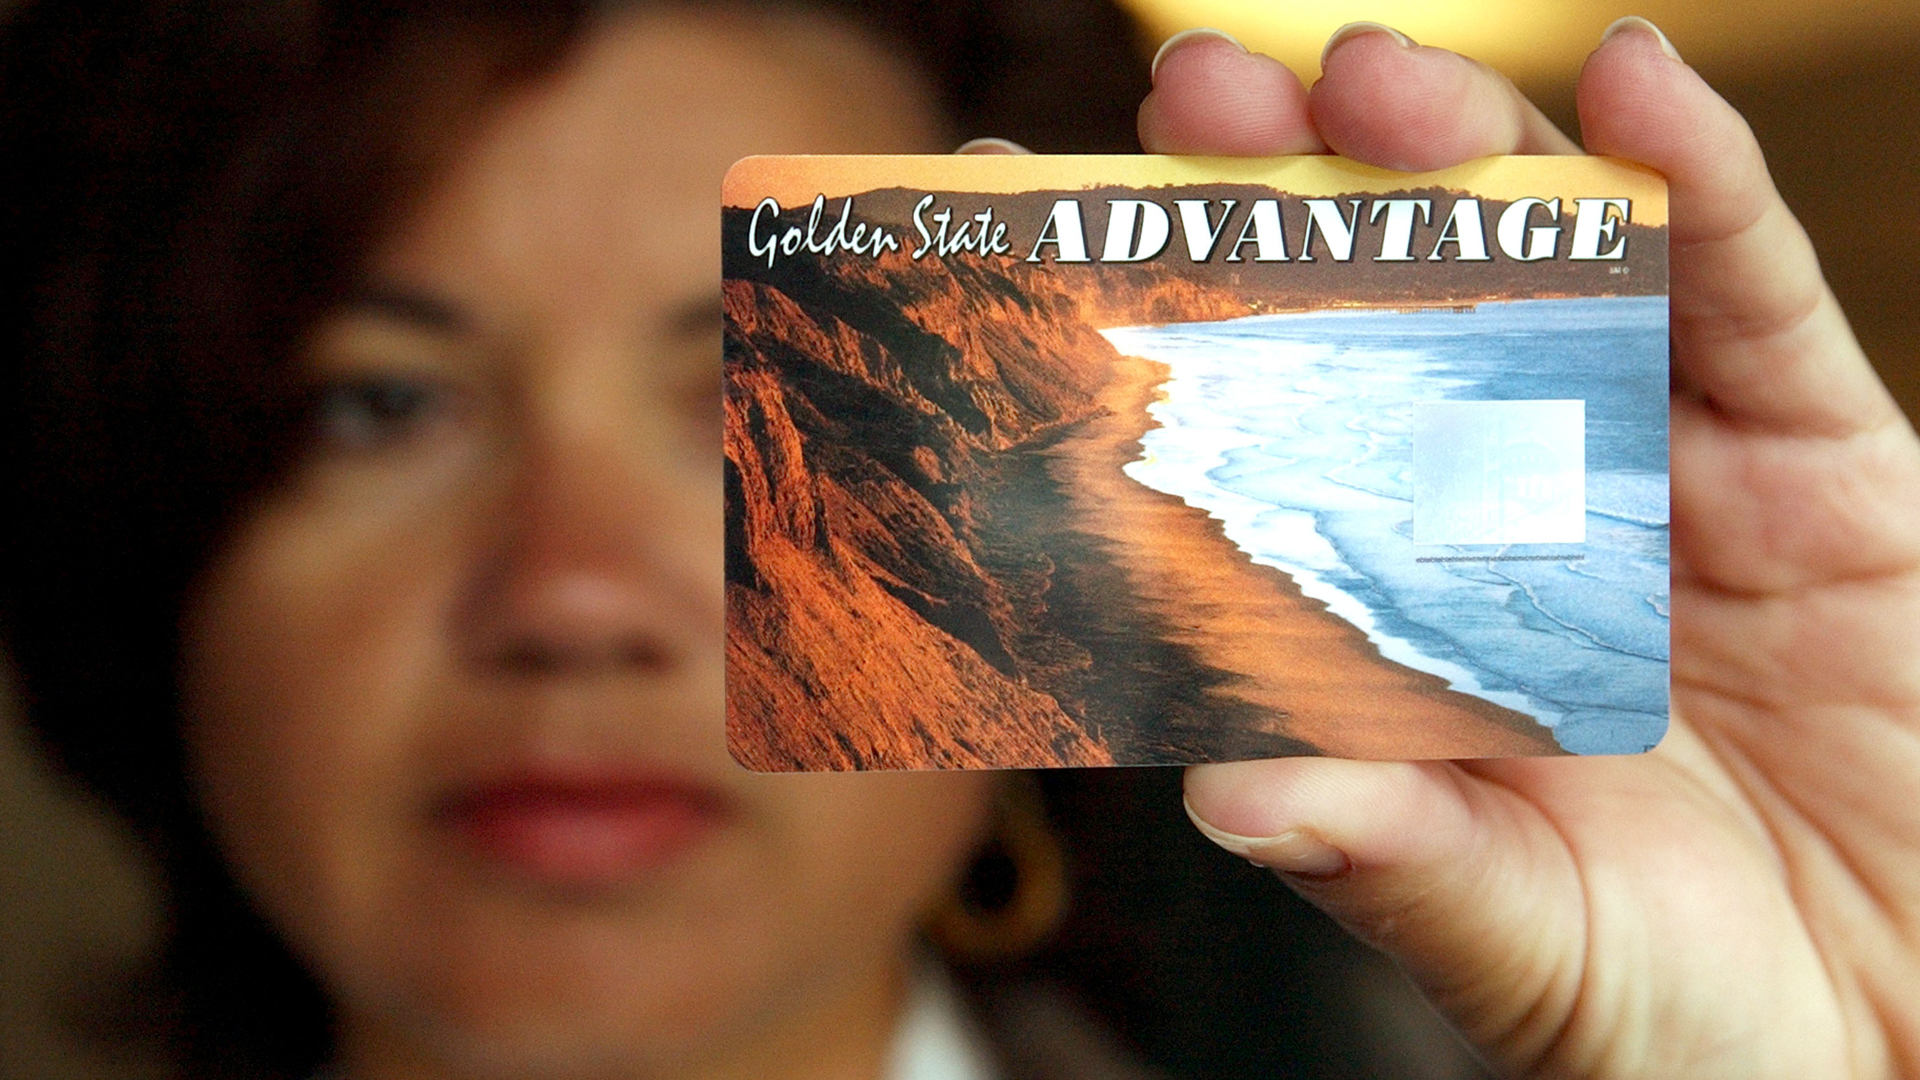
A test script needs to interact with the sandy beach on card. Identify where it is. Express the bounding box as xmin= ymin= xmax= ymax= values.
xmin=1030 ymin=350 xmax=1560 ymax=760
